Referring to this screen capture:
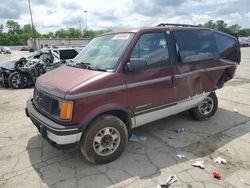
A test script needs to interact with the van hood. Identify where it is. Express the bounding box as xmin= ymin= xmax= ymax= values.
xmin=36 ymin=66 xmax=104 ymax=97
